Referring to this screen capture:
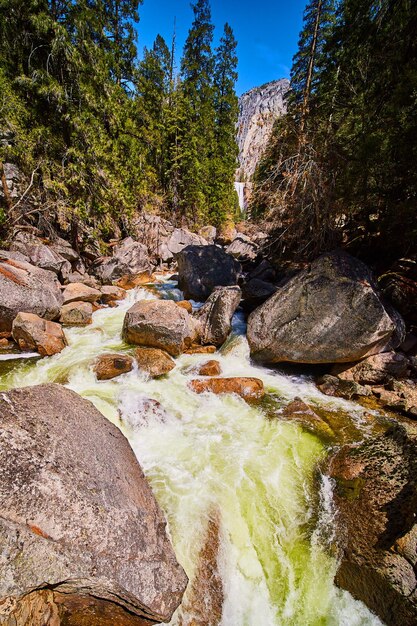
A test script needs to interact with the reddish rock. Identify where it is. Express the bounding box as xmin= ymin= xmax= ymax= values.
xmin=135 ymin=347 xmax=175 ymax=378
xmin=196 ymin=360 xmax=222 ymax=376
xmin=62 ymin=282 xmax=101 ymax=305
xmin=12 ymin=312 xmax=67 ymax=356
xmin=176 ymin=300 xmax=193 ymax=313
xmin=60 ymin=301 xmax=92 ymax=326
xmin=189 ymin=377 xmax=264 ymax=402
xmin=184 ymin=345 xmax=217 ymax=355
xmin=93 ymin=353 xmax=134 ymax=380
xmin=100 ymin=285 xmax=127 ymax=305
xmin=115 ymin=271 xmax=155 ymax=290
xmin=282 ymin=398 xmax=335 ymax=439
